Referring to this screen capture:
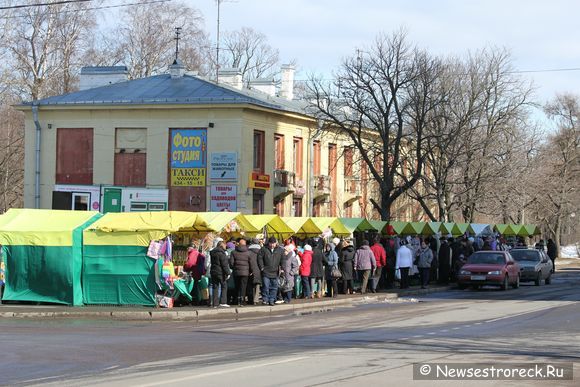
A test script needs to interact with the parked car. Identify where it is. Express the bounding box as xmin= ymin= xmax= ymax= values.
xmin=509 ymin=248 xmax=553 ymax=285
xmin=457 ymin=251 xmax=520 ymax=290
